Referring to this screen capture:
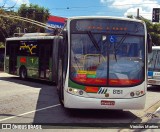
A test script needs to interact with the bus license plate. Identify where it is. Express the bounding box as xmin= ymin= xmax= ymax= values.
xmin=101 ymin=100 xmax=115 ymax=105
